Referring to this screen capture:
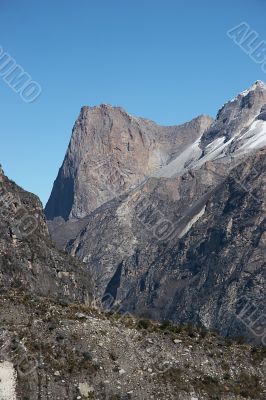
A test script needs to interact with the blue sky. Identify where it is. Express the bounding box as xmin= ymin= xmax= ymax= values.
xmin=1 ymin=0 xmax=266 ymax=205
